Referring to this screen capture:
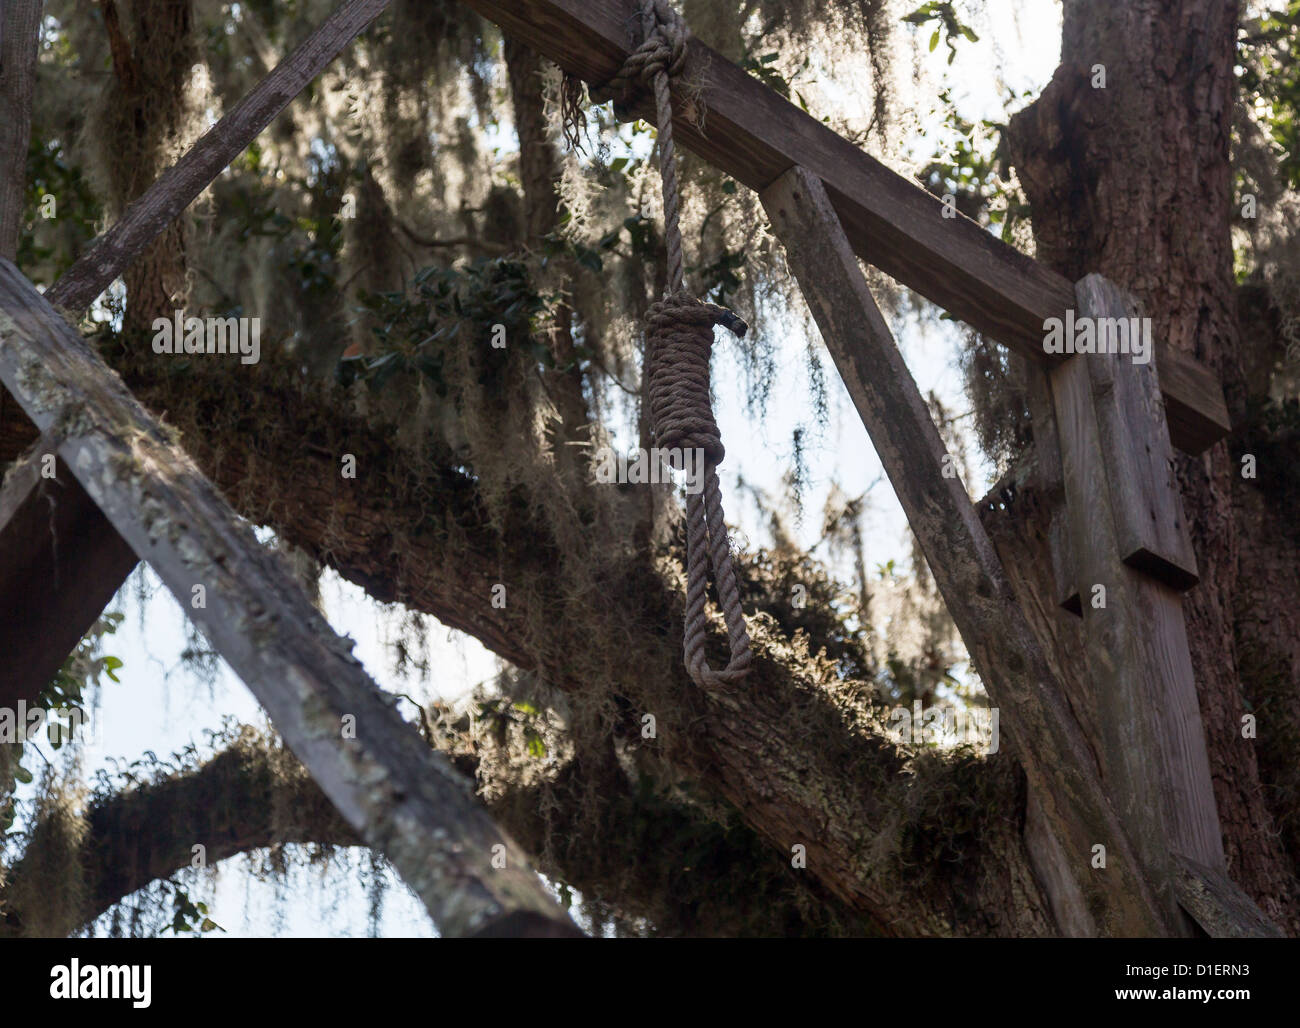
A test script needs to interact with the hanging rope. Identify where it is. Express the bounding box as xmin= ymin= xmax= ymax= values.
xmin=600 ymin=0 xmax=752 ymax=688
